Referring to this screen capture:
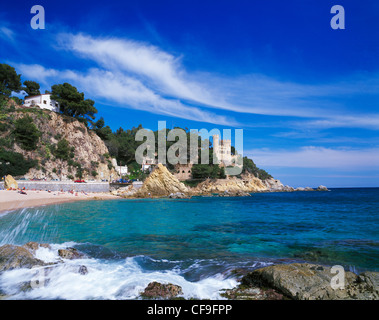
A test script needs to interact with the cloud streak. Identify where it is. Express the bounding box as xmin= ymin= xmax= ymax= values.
xmin=0 ymin=26 xmax=15 ymax=42
xmin=59 ymin=33 xmax=379 ymax=129
xmin=246 ymin=146 xmax=379 ymax=170
xmin=16 ymin=63 xmax=236 ymax=126
xmin=58 ymin=33 xmax=228 ymax=108
xmin=11 ymin=32 xmax=379 ymax=130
